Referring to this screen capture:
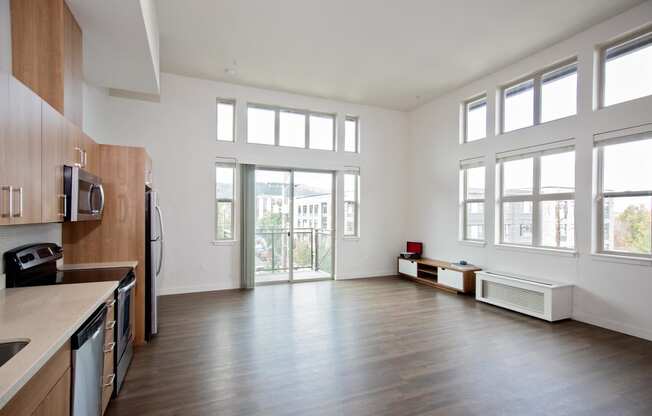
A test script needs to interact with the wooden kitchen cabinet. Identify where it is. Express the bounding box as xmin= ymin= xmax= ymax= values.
xmin=11 ymin=0 xmax=83 ymax=127
xmin=0 ymin=72 xmax=9 ymax=225
xmin=64 ymin=118 xmax=83 ymax=168
xmin=41 ymin=101 xmax=67 ymax=222
xmin=5 ymin=76 xmax=42 ymax=225
xmin=31 ymin=368 xmax=71 ymax=416
xmin=83 ymin=132 xmax=100 ymax=175
xmin=0 ymin=342 xmax=71 ymax=416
